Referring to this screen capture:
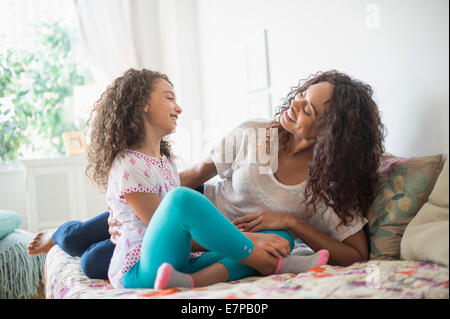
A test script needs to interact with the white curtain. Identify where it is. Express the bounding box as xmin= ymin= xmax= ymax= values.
xmin=73 ymin=0 xmax=204 ymax=168
xmin=73 ymin=0 xmax=162 ymax=86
